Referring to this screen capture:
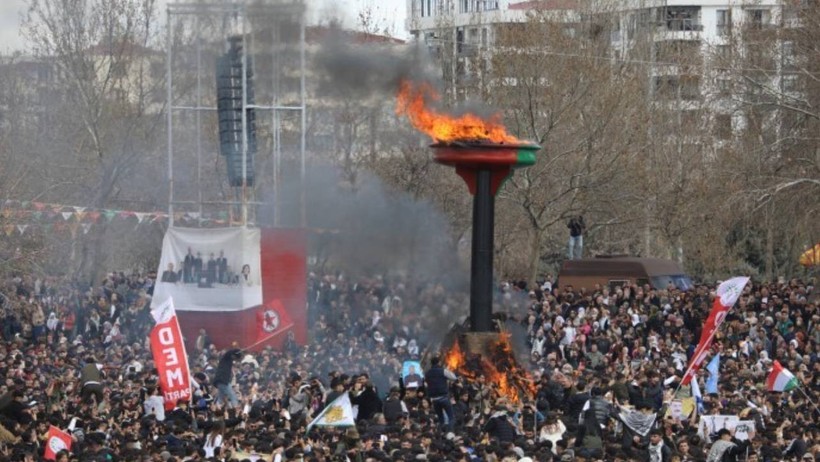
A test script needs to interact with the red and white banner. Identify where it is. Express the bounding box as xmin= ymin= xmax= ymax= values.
xmin=150 ymin=298 xmax=192 ymax=409
xmin=682 ymin=277 xmax=749 ymax=385
xmin=255 ymin=299 xmax=294 ymax=343
xmin=44 ymin=425 xmax=72 ymax=460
